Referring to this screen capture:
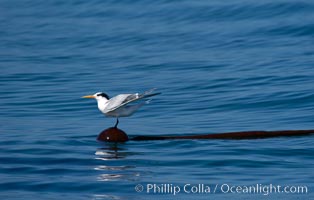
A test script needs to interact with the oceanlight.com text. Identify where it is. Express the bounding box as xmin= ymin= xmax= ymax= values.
xmin=134 ymin=183 xmax=308 ymax=196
